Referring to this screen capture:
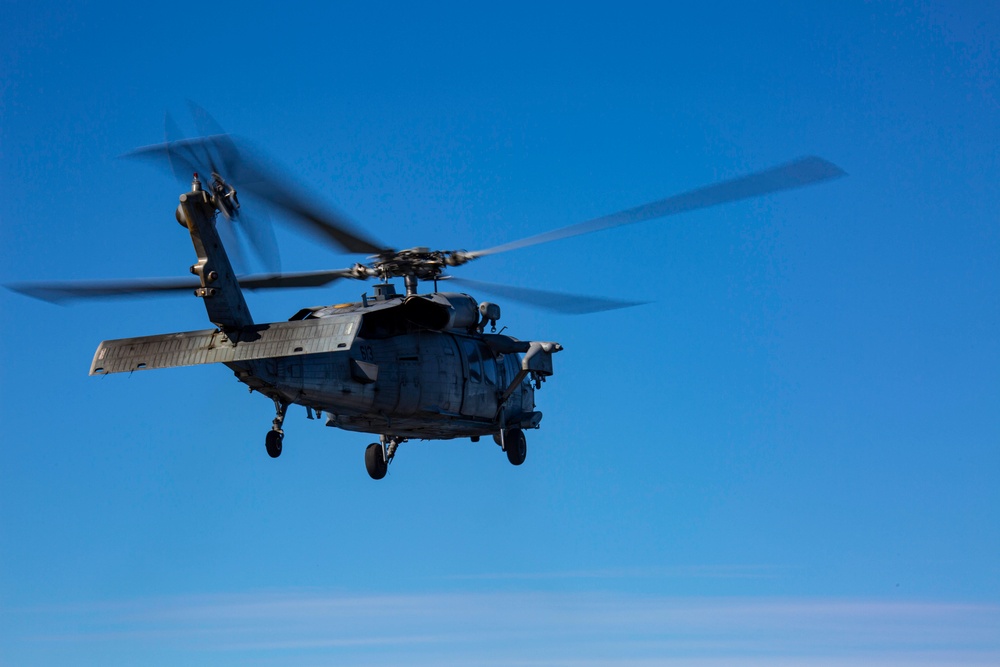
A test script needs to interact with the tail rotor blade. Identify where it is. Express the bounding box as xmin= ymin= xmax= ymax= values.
xmin=239 ymin=206 xmax=282 ymax=275
xmin=156 ymin=110 xmax=232 ymax=185
xmin=161 ymin=111 xmax=216 ymax=185
xmin=163 ymin=112 xmax=191 ymax=182
xmin=187 ymin=101 xmax=227 ymax=140
xmin=125 ymin=113 xmax=388 ymax=256
xmin=216 ymin=215 xmax=250 ymax=274
xmin=187 ymin=101 xmax=240 ymax=176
